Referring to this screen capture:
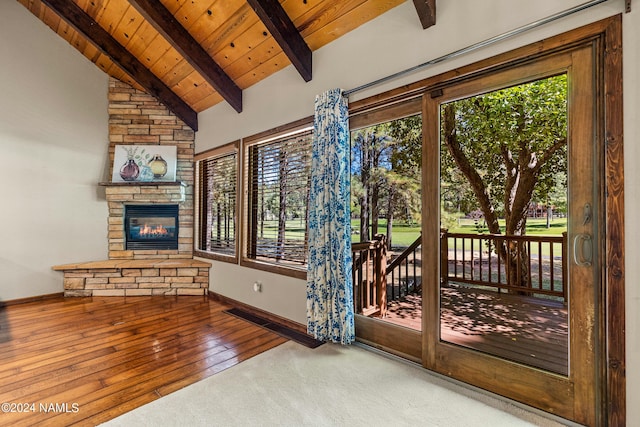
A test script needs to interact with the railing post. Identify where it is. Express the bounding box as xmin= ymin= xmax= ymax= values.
xmin=352 ymin=251 xmax=358 ymax=313
xmin=365 ymin=247 xmax=372 ymax=311
xmin=440 ymin=229 xmax=449 ymax=287
xmin=374 ymin=234 xmax=387 ymax=317
xmin=562 ymin=231 xmax=568 ymax=305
